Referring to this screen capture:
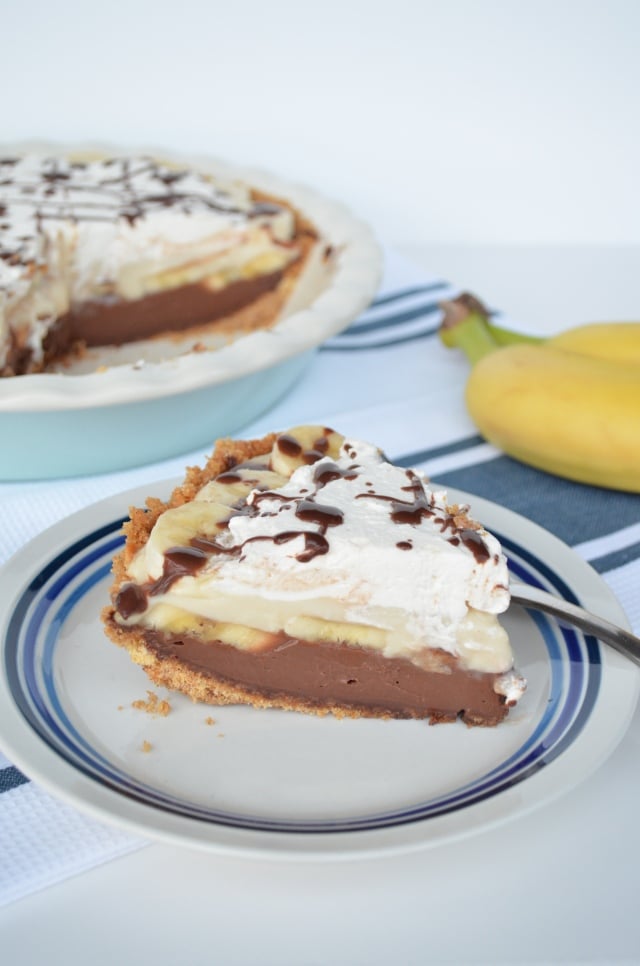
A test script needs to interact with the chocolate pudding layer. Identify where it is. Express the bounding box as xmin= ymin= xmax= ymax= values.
xmin=62 ymin=268 xmax=285 ymax=347
xmin=110 ymin=623 xmax=511 ymax=727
